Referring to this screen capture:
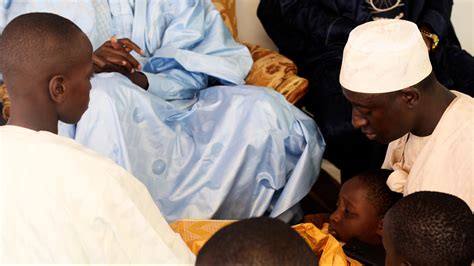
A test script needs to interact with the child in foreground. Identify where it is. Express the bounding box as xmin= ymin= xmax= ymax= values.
xmin=383 ymin=191 xmax=474 ymax=266
xmin=196 ymin=217 xmax=319 ymax=265
xmin=0 ymin=12 xmax=193 ymax=263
